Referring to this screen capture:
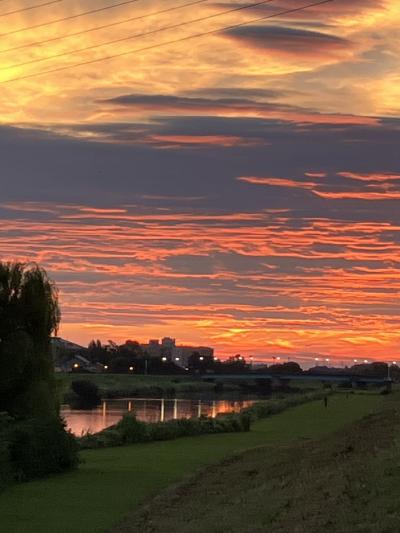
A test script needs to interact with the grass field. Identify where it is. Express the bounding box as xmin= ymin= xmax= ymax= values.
xmin=122 ymin=394 xmax=400 ymax=533
xmin=0 ymin=394 xmax=383 ymax=533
